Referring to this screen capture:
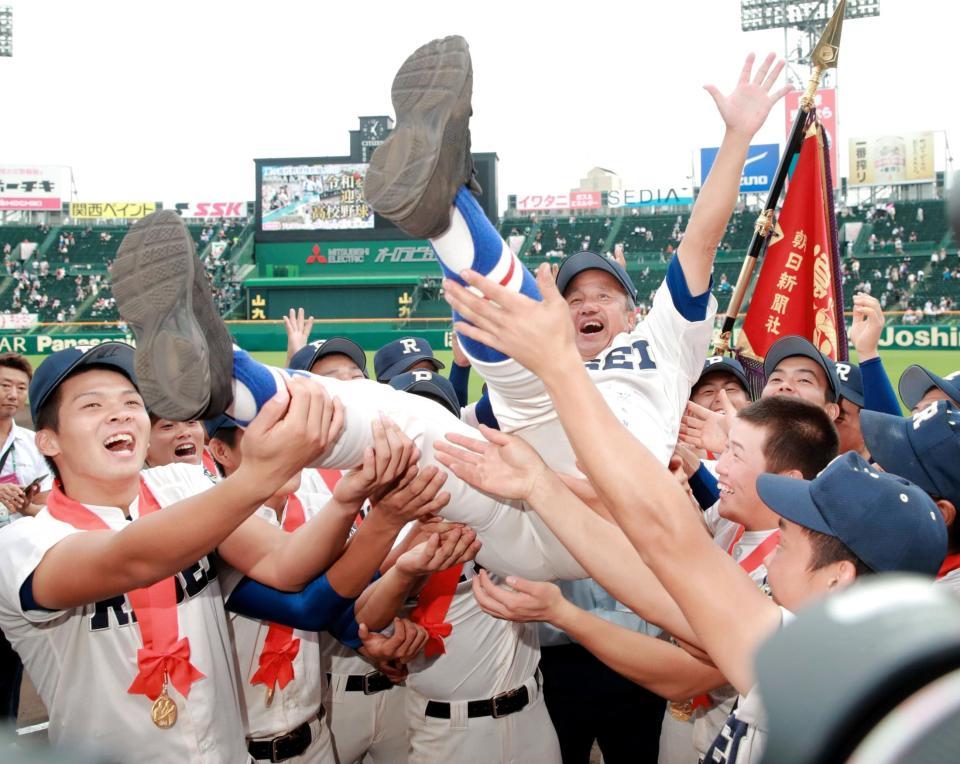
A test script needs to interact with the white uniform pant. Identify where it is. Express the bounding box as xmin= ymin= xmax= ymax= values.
xmin=248 ymin=713 xmax=334 ymax=763
xmin=405 ymin=674 xmax=561 ymax=764
xmin=272 ymin=372 xmax=588 ymax=580
xmin=323 ymin=678 xmax=408 ymax=764
xmin=658 ymin=710 xmax=698 ymax=764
